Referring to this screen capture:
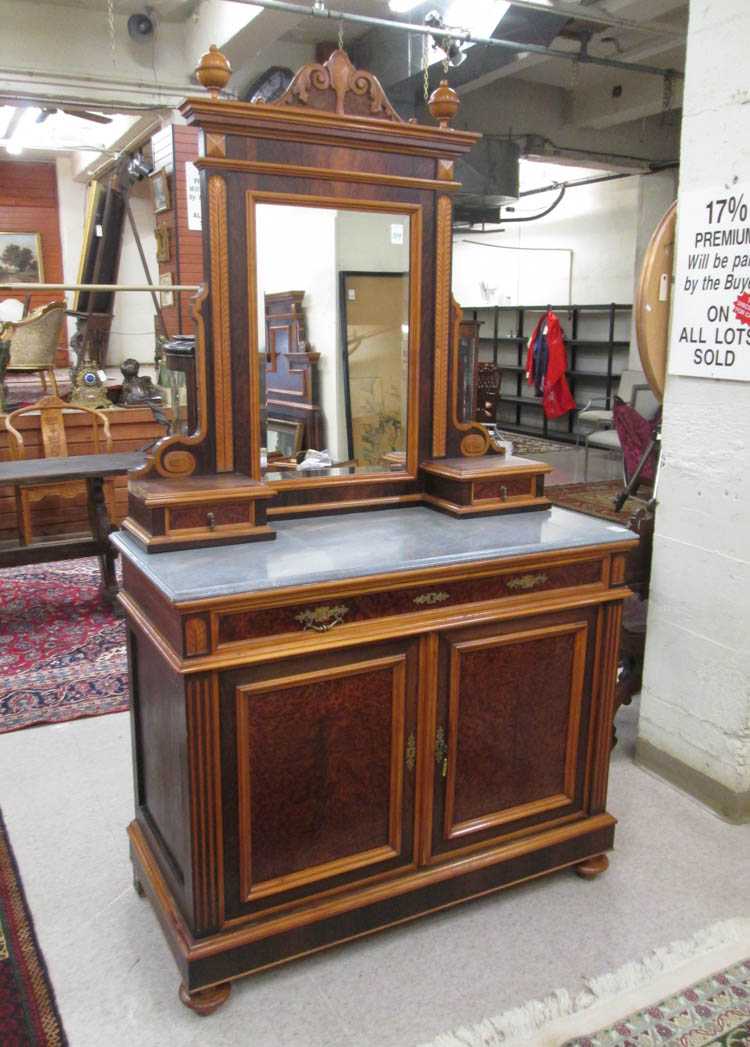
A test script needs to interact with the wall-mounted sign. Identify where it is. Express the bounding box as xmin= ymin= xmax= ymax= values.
xmin=185 ymin=161 xmax=202 ymax=231
xmin=670 ymin=181 xmax=750 ymax=381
